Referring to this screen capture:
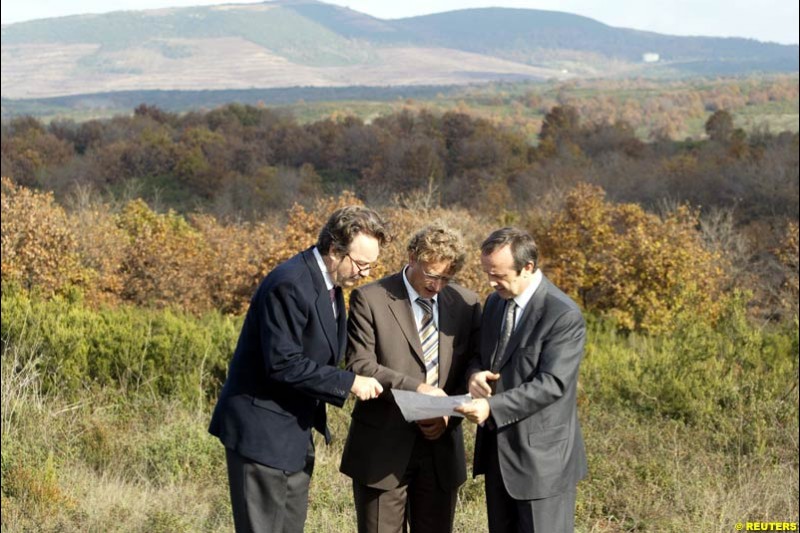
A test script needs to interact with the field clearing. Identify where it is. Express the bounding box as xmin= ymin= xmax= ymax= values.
xmin=2 ymin=300 xmax=797 ymax=532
